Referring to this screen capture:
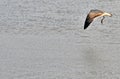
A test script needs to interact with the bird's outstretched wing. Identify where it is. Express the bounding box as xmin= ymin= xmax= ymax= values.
xmin=84 ymin=14 xmax=93 ymax=29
